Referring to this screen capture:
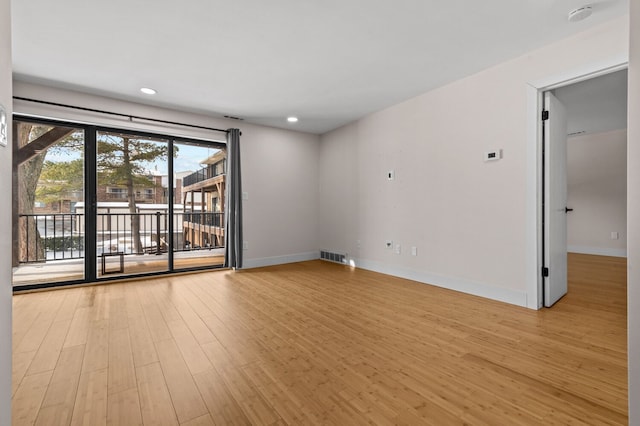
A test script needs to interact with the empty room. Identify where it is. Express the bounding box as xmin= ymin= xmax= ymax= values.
xmin=1 ymin=1 xmax=639 ymax=425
